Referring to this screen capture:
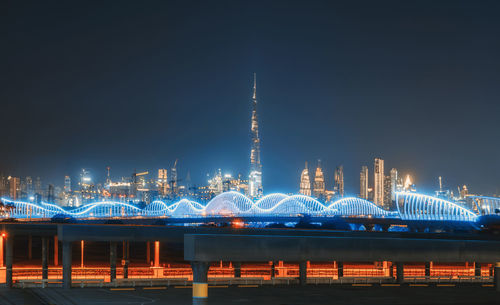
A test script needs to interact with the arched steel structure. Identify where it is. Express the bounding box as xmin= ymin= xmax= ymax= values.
xmin=395 ymin=192 xmax=478 ymax=222
xmin=2 ymin=192 xmax=485 ymax=222
xmin=468 ymin=195 xmax=500 ymax=215
xmin=1 ymin=192 xmax=391 ymax=219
